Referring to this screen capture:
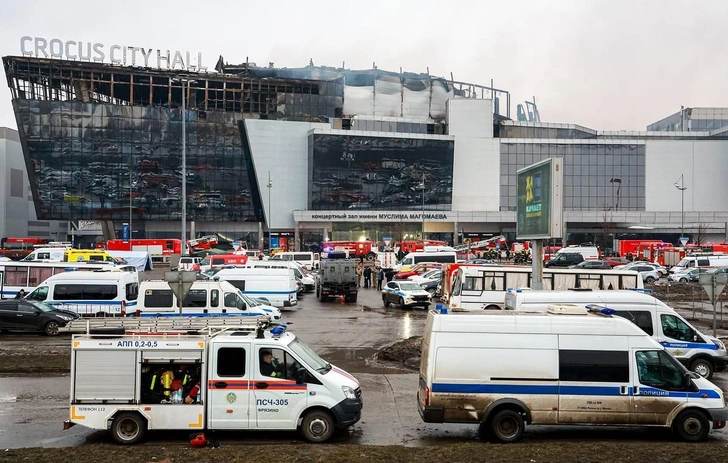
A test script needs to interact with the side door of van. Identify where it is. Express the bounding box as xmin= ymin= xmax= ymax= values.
xmin=630 ymin=349 xmax=688 ymax=425
xmin=252 ymin=346 xmax=308 ymax=429
xmin=208 ymin=341 xmax=251 ymax=429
